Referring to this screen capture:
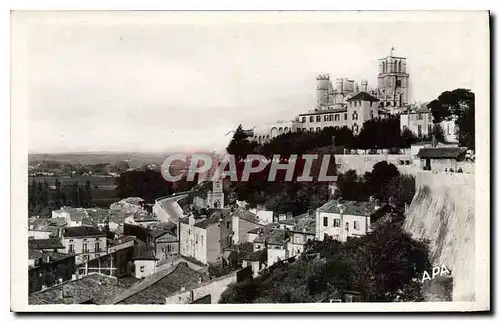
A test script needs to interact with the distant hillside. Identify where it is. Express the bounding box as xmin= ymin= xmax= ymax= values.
xmin=28 ymin=152 xmax=167 ymax=168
